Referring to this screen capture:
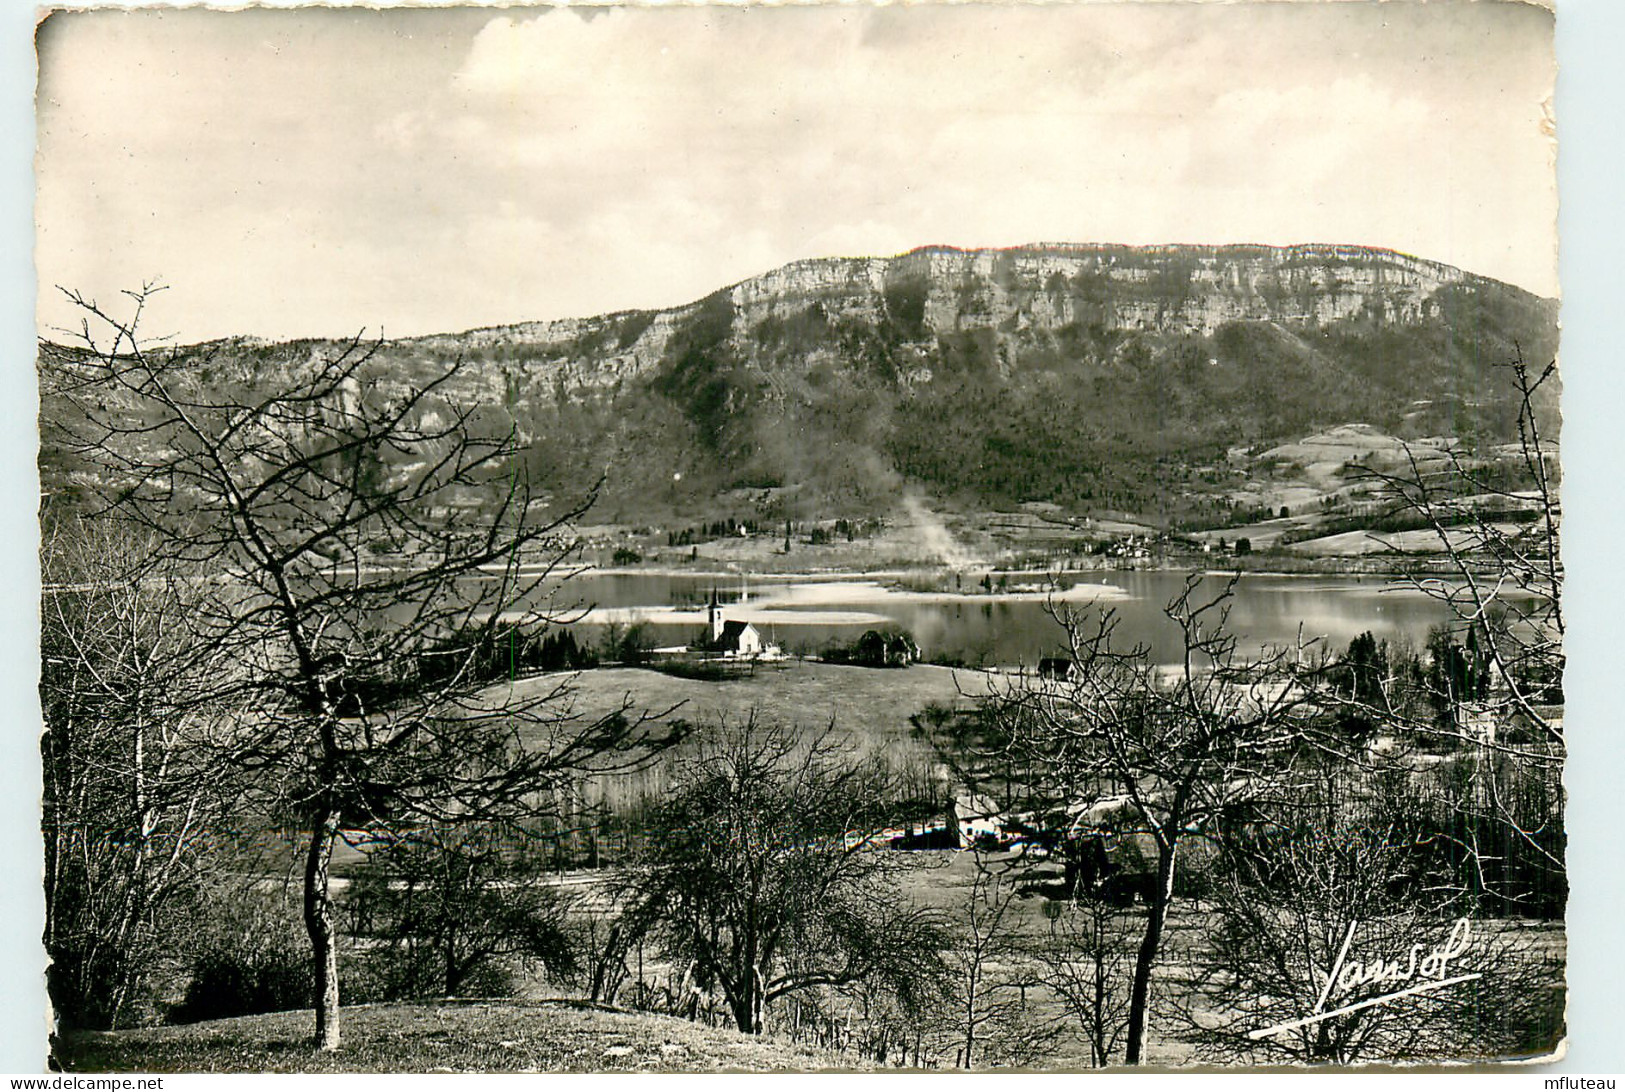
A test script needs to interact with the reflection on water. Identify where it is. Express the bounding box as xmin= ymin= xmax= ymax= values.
xmin=524 ymin=570 xmax=1462 ymax=666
